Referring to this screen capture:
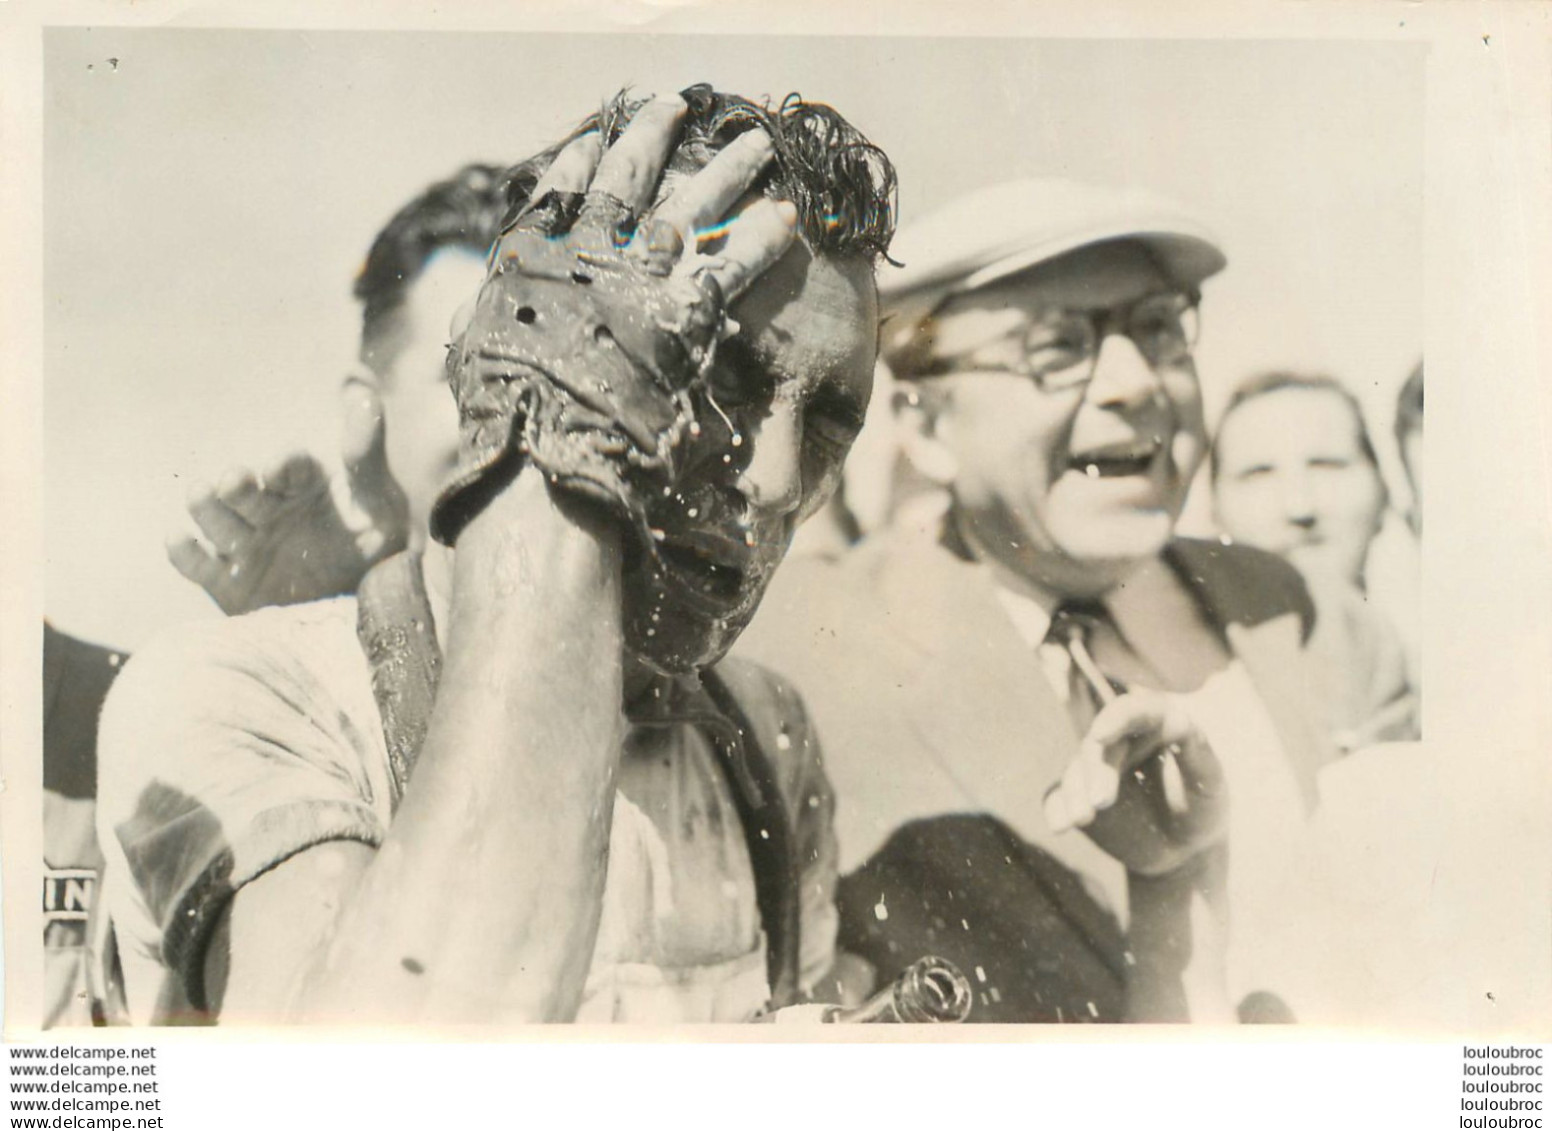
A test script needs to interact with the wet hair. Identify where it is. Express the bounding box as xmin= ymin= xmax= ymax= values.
xmin=1395 ymin=360 xmax=1423 ymax=449
xmin=499 ymin=84 xmax=898 ymax=263
xmin=354 ymin=163 xmax=510 ymax=353
xmin=1209 ymin=370 xmax=1382 ymax=482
